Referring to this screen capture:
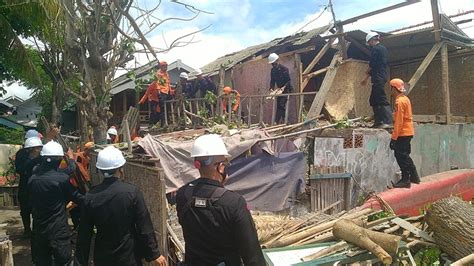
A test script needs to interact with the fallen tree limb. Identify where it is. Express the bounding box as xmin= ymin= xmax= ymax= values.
xmin=333 ymin=219 xmax=401 ymax=265
xmin=451 ymin=253 xmax=474 ymax=266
